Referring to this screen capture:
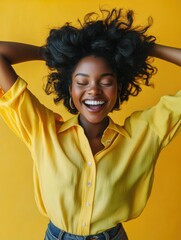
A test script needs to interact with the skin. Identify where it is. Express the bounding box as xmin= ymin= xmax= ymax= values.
xmin=0 ymin=42 xmax=43 ymax=92
xmin=70 ymin=56 xmax=119 ymax=155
